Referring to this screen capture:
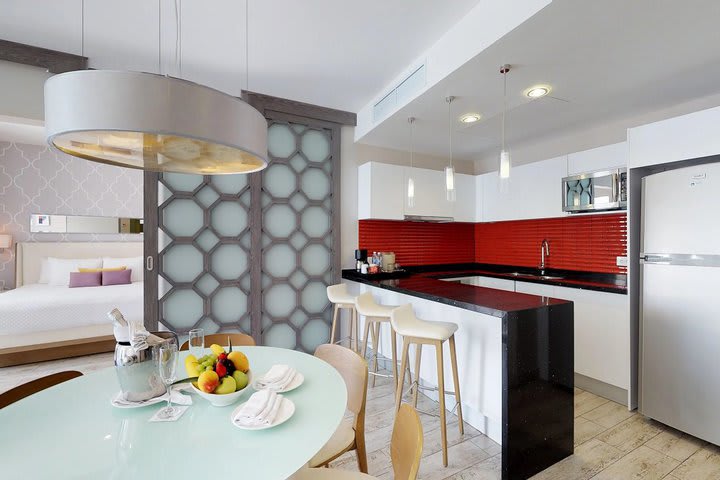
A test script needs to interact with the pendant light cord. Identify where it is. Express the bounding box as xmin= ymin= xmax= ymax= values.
xmin=446 ymin=96 xmax=454 ymax=170
xmin=174 ymin=0 xmax=182 ymax=77
xmin=80 ymin=0 xmax=84 ymax=58
xmin=245 ymin=0 xmax=250 ymax=93
xmin=408 ymin=117 xmax=415 ymax=169
xmin=501 ymin=64 xmax=510 ymax=152
xmin=157 ymin=0 xmax=161 ymax=74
